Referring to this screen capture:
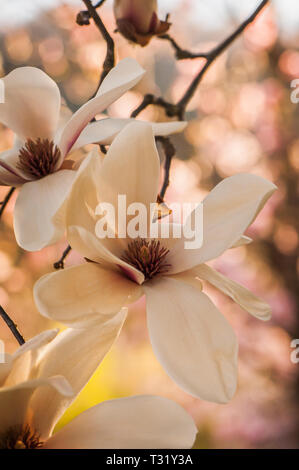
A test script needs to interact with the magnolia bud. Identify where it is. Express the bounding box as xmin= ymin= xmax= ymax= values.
xmin=114 ymin=0 xmax=170 ymax=47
